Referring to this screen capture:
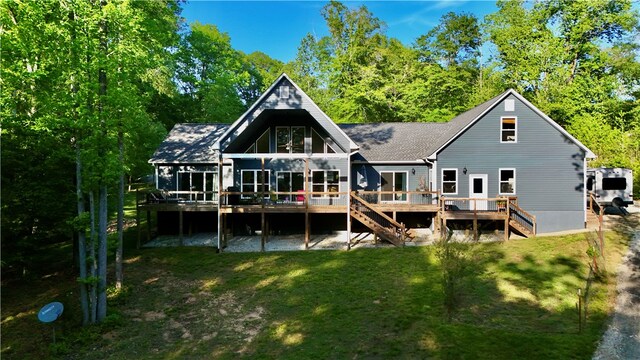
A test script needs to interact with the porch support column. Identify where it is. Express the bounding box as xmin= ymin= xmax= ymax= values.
xmin=305 ymin=158 xmax=309 ymax=250
xmin=136 ymin=190 xmax=141 ymax=249
xmin=146 ymin=210 xmax=151 ymax=243
xmin=473 ymin=200 xmax=478 ymax=242
xmin=261 ymin=157 xmax=266 ymax=252
xmin=504 ymin=200 xmax=510 ymax=242
xmin=217 ymin=160 xmax=223 ymax=252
